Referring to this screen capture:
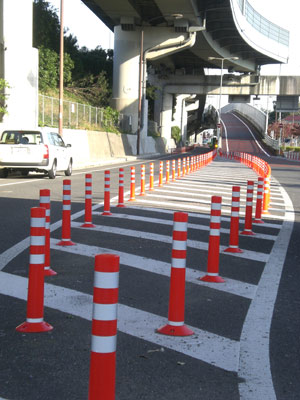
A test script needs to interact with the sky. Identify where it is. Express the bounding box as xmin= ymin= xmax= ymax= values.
xmin=48 ymin=0 xmax=113 ymax=50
